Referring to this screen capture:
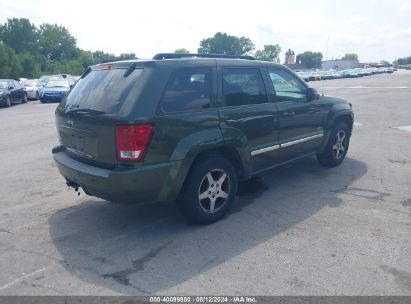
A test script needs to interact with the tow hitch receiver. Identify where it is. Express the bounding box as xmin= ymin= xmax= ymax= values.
xmin=66 ymin=180 xmax=81 ymax=196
